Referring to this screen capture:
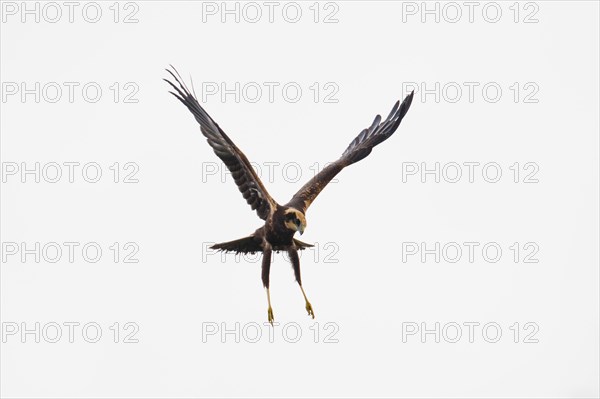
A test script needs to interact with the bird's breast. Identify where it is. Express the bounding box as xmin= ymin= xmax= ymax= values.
xmin=265 ymin=222 xmax=294 ymax=247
